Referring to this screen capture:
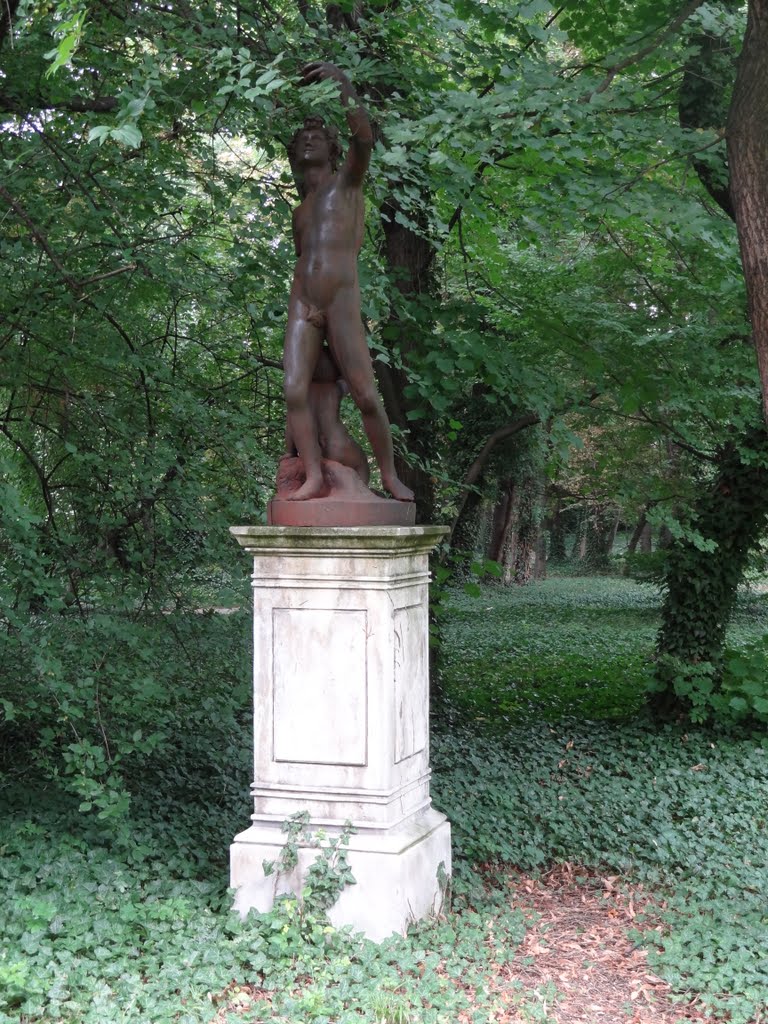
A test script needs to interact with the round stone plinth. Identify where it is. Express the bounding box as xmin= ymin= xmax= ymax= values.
xmin=268 ymin=497 xmax=416 ymax=527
